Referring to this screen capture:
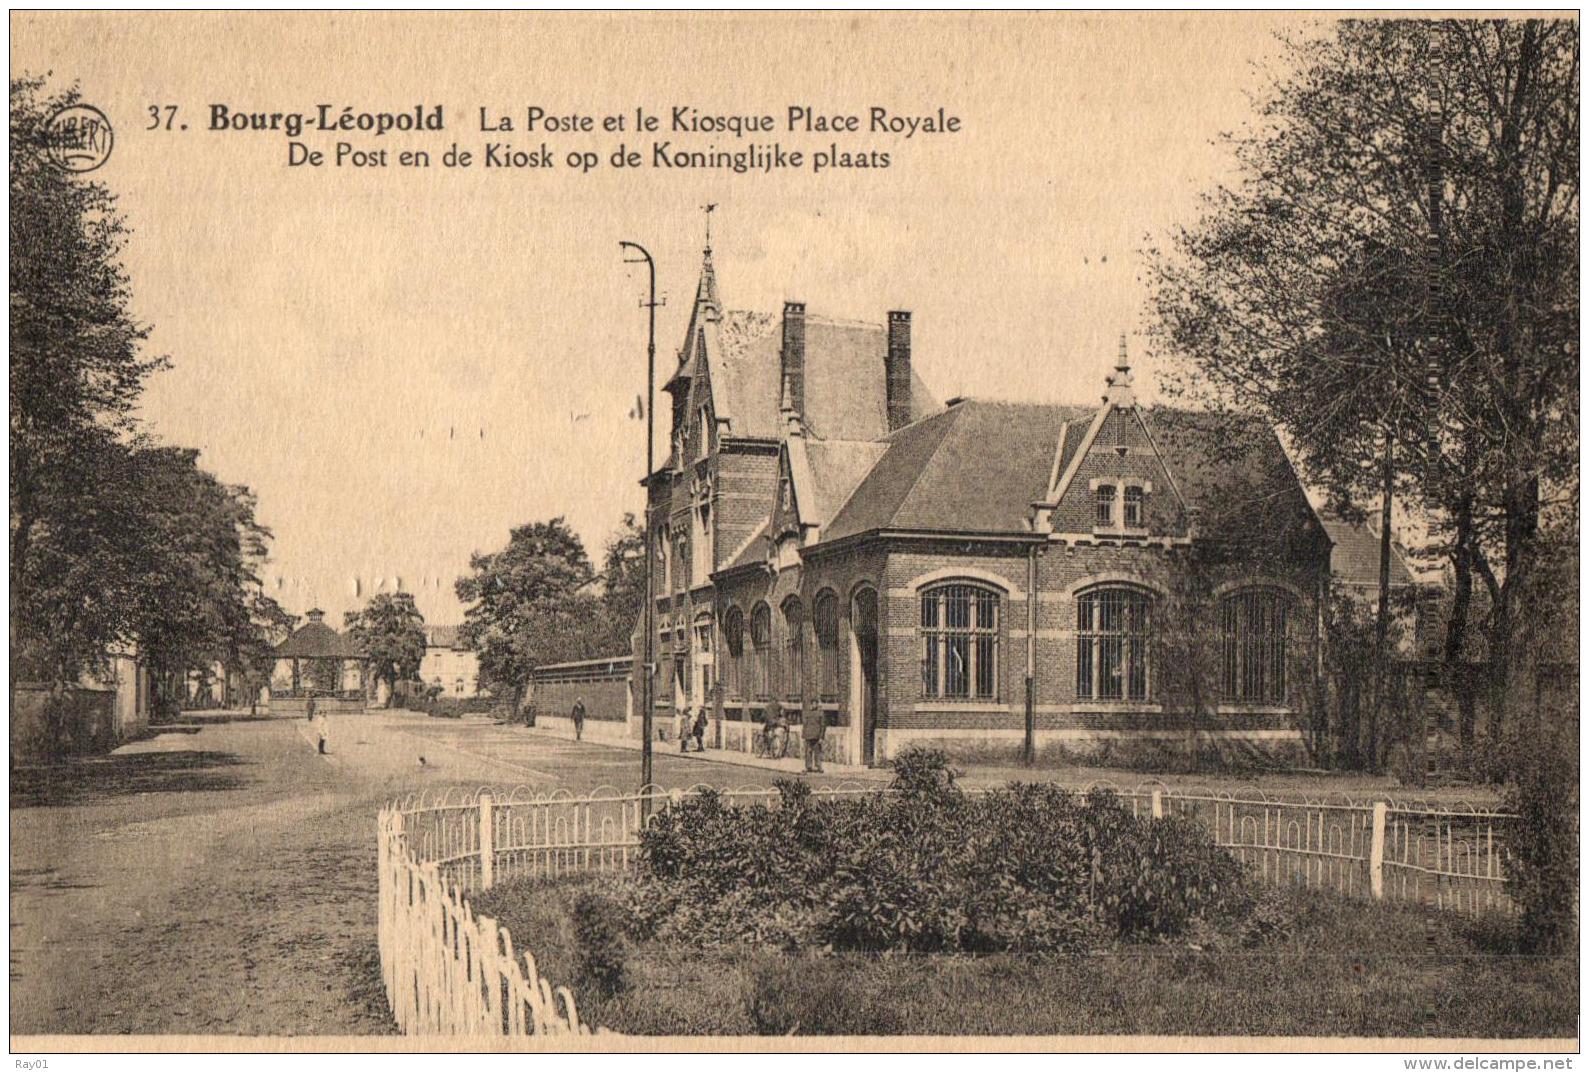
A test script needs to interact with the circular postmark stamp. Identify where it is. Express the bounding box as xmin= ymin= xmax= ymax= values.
xmin=43 ymin=104 xmax=115 ymax=173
